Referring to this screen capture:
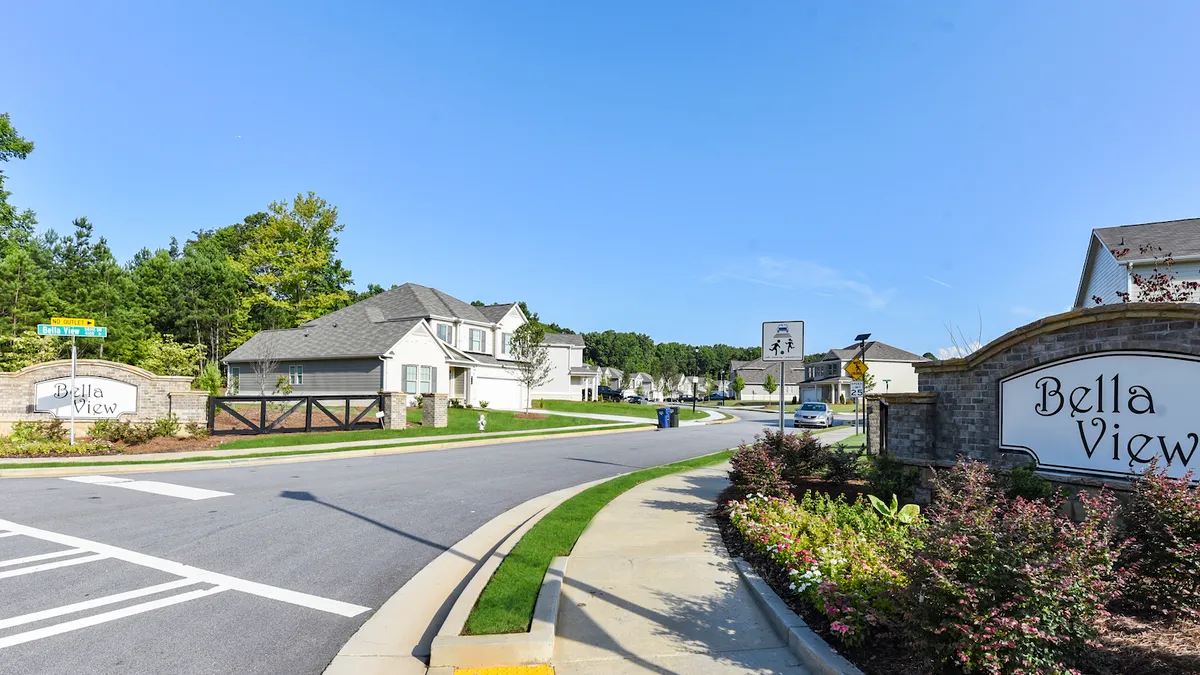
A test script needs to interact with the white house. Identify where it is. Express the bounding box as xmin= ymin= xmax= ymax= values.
xmin=728 ymin=359 xmax=805 ymax=402
xmin=222 ymin=283 xmax=594 ymax=410
xmin=798 ymin=342 xmax=926 ymax=404
xmin=1074 ymin=218 xmax=1200 ymax=308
